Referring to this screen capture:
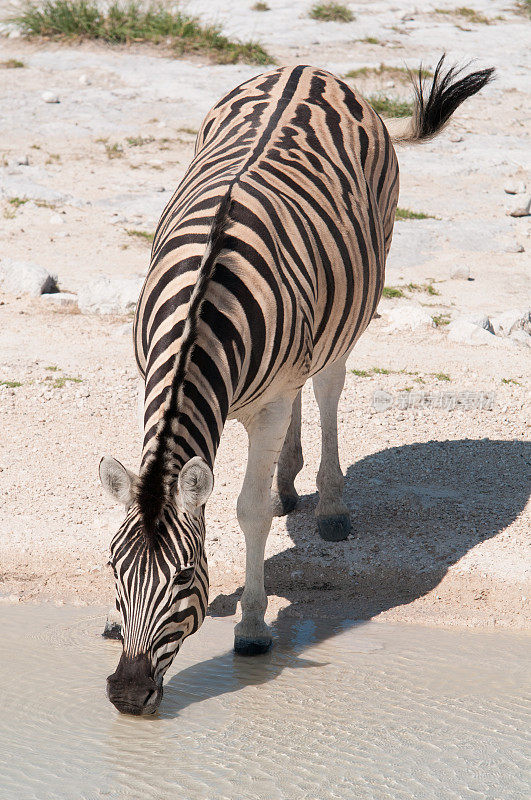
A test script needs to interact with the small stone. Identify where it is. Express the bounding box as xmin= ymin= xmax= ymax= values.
xmin=0 ymin=258 xmax=58 ymax=297
xmin=509 ymin=330 xmax=531 ymax=347
xmin=505 ymin=195 xmax=531 ymax=217
xmin=147 ymin=158 xmax=163 ymax=168
xmin=8 ymin=29 xmax=21 ymax=39
xmin=42 ymin=91 xmax=60 ymax=104
xmin=503 ymin=240 xmax=525 ymax=253
xmin=504 ymin=181 xmax=526 ymax=195
xmin=41 ymin=291 xmax=78 ymax=307
xmin=49 ymin=213 xmax=63 ymax=226
xmin=79 ymin=74 xmax=91 ymax=85
xmin=115 ymin=322 xmax=133 ymax=337
xmin=15 ymin=154 xmax=29 ymax=166
xmin=154 ymin=186 xmax=165 ymax=192
xmin=449 ymin=134 xmax=464 ymax=143
xmin=450 ymin=264 xmax=471 ymax=280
